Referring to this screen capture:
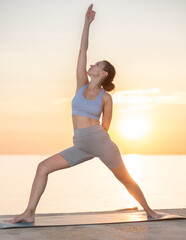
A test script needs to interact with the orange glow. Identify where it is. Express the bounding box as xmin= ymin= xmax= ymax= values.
xmin=124 ymin=154 xmax=141 ymax=208
xmin=116 ymin=114 xmax=152 ymax=140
